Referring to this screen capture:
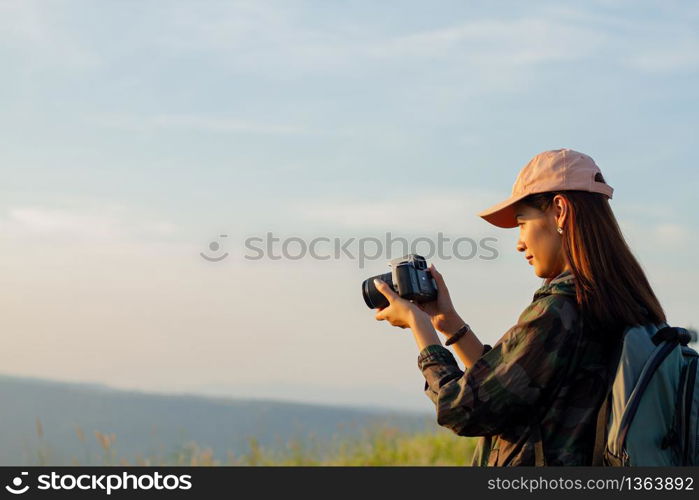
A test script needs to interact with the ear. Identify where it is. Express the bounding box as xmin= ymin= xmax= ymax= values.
xmin=551 ymin=194 xmax=568 ymax=229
